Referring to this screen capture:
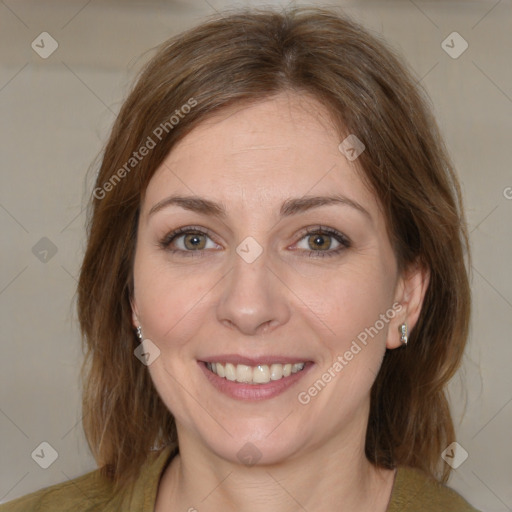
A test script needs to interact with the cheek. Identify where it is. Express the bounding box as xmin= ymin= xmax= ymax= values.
xmin=299 ymin=259 xmax=395 ymax=372
xmin=132 ymin=250 xmax=220 ymax=348
xmin=297 ymin=269 xmax=394 ymax=414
